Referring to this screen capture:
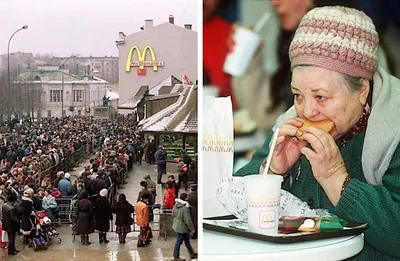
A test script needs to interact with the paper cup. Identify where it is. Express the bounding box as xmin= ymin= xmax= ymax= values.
xmin=223 ymin=27 xmax=262 ymax=77
xmin=243 ymin=174 xmax=283 ymax=235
